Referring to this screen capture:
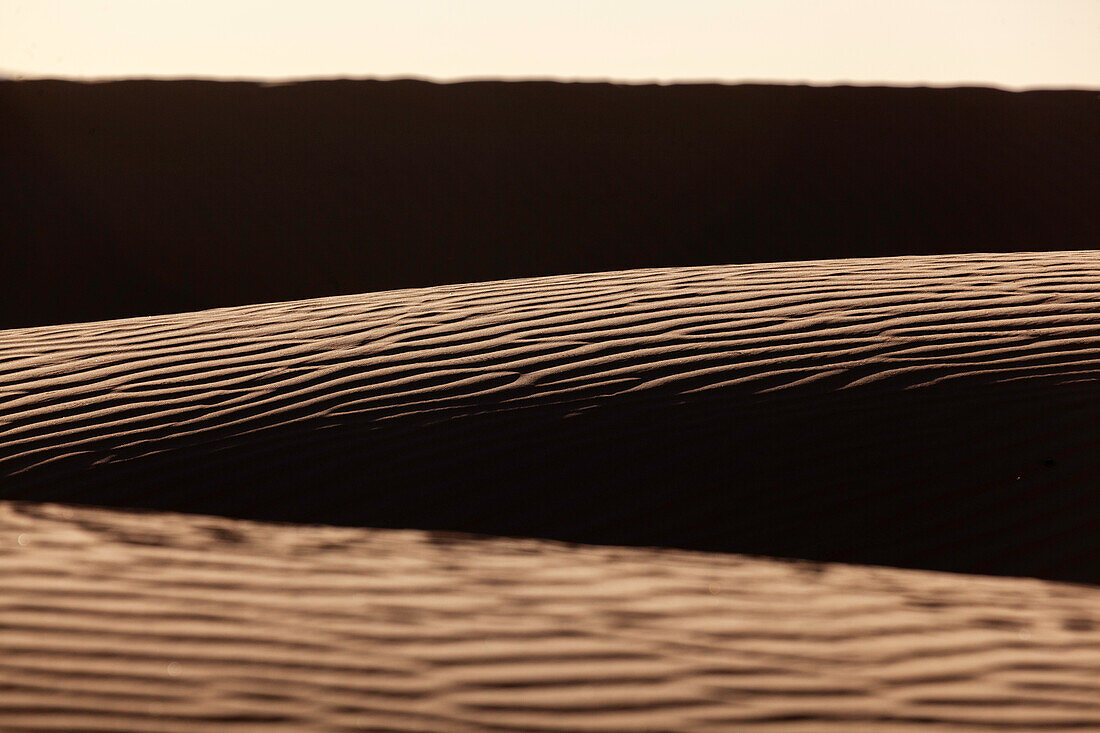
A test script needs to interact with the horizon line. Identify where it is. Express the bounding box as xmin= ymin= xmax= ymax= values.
xmin=3 ymin=73 xmax=1098 ymax=92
